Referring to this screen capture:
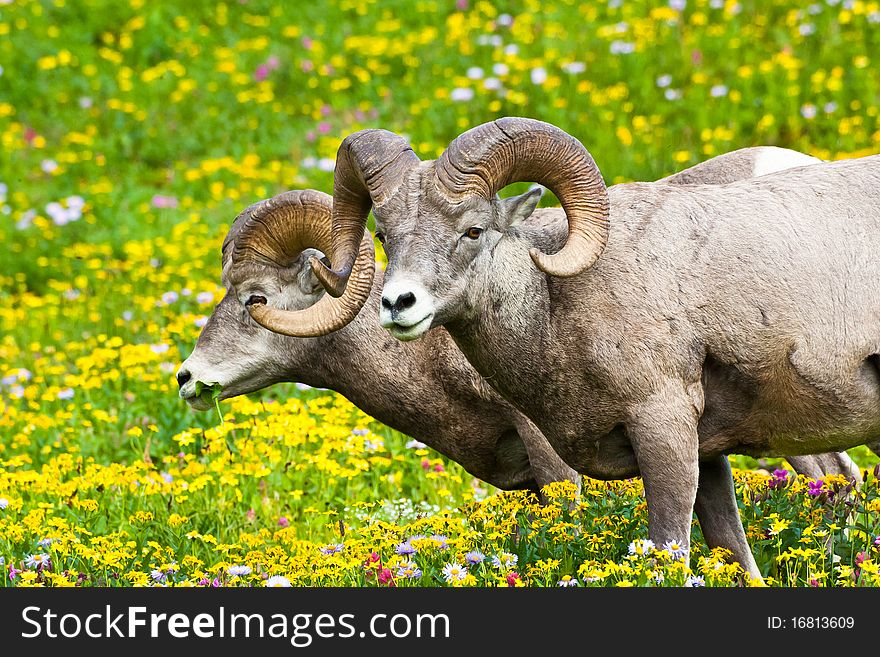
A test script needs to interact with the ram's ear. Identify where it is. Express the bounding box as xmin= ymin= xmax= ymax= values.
xmin=294 ymin=249 xmax=331 ymax=295
xmin=498 ymin=186 xmax=544 ymax=228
